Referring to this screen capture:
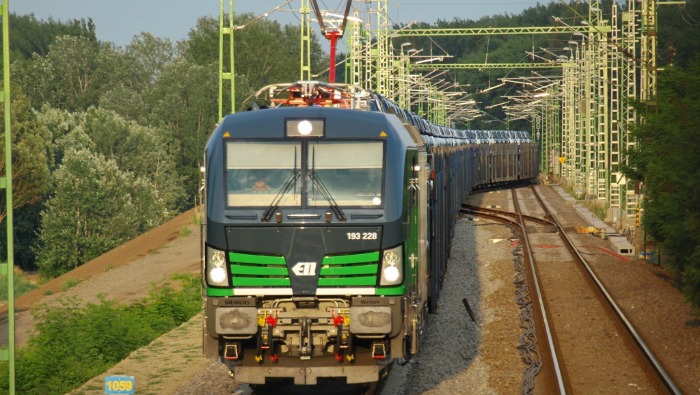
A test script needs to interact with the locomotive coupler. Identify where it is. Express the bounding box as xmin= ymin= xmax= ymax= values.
xmin=300 ymin=317 xmax=313 ymax=359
